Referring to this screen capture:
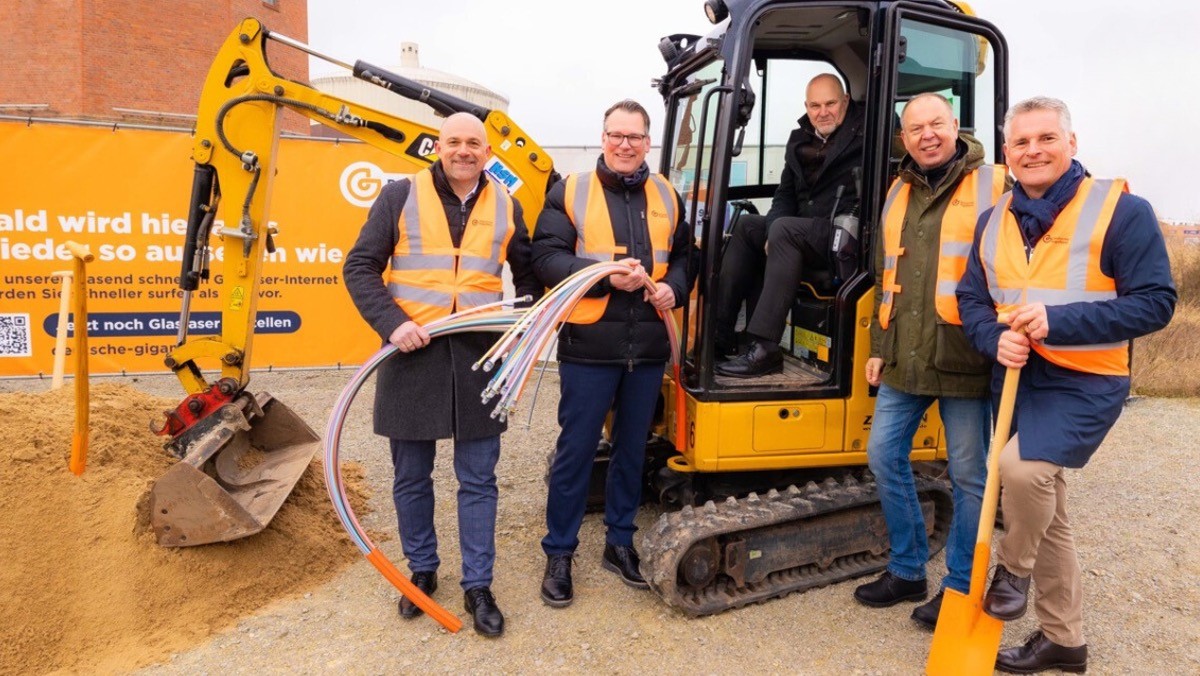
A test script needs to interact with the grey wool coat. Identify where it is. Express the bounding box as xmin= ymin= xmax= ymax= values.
xmin=342 ymin=162 xmax=541 ymax=441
